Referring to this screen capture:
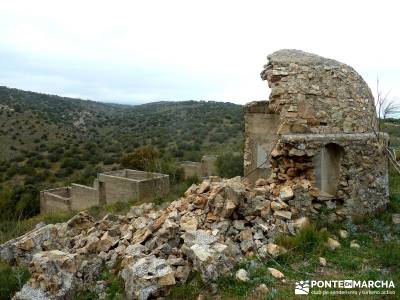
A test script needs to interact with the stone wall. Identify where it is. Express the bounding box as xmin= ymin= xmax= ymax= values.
xmin=126 ymin=169 xmax=159 ymax=180
xmin=137 ymin=175 xmax=170 ymax=201
xmin=260 ymin=49 xmax=378 ymax=135
xmin=40 ymin=187 xmax=71 ymax=214
xmin=268 ymin=133 xmax=389 ymax=217
xmin=97 ymin=169 xmax=170 ymax=204
xmin=244 ymin=101 xmax=279 ymax=181
xmin=244 ymin=49 xmax=389 ymax=217
xmin=40 ymin=170 xmax=170 ymax=213
xmin=201 ymin=155 xmax=218 ymax=177
xmin=70 ymin=184 xmax=100 ymax=211
xmin=180 ymin=155 xmax=219 ymax=179
xmin=97 ymin=173 xmax=139 ymax=204
xmin=102 ymin=169 xmax=127 ymax=177
xmin=180 ymin=161 xmax=203 ymax=179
